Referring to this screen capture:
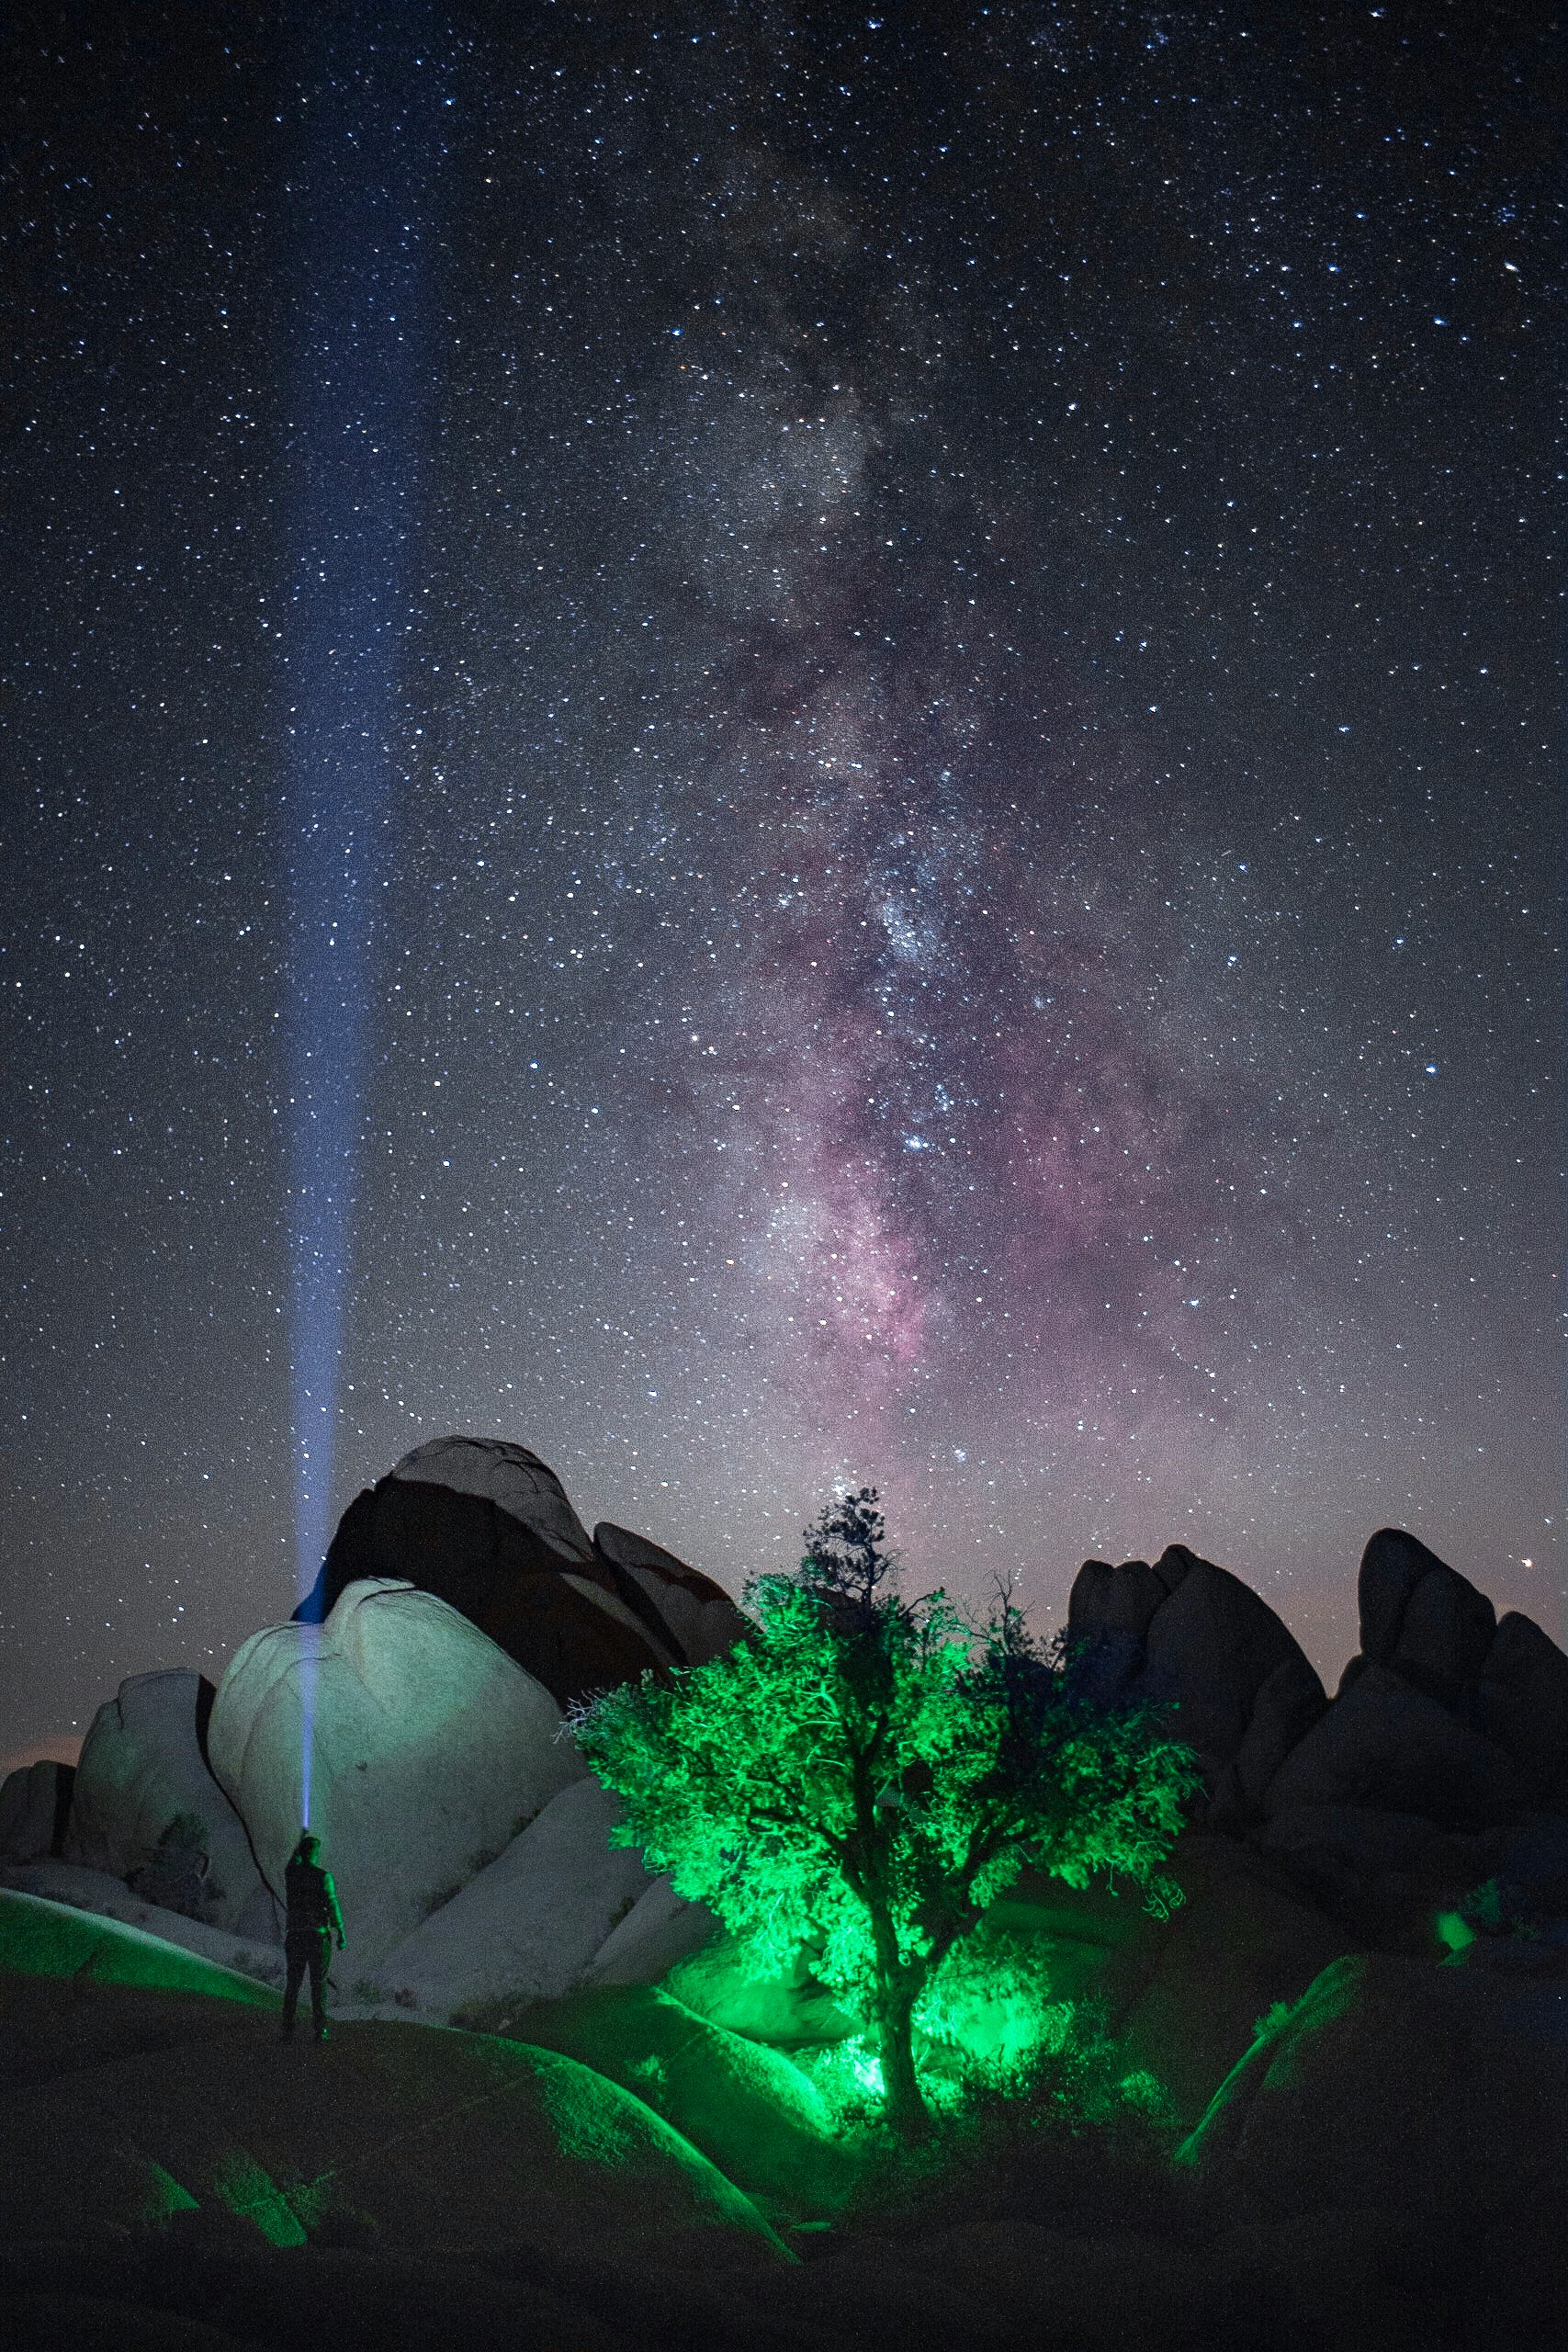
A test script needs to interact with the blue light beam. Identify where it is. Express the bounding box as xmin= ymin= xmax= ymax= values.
xmin=278 ymin=13 xmax=447 ymax=1819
